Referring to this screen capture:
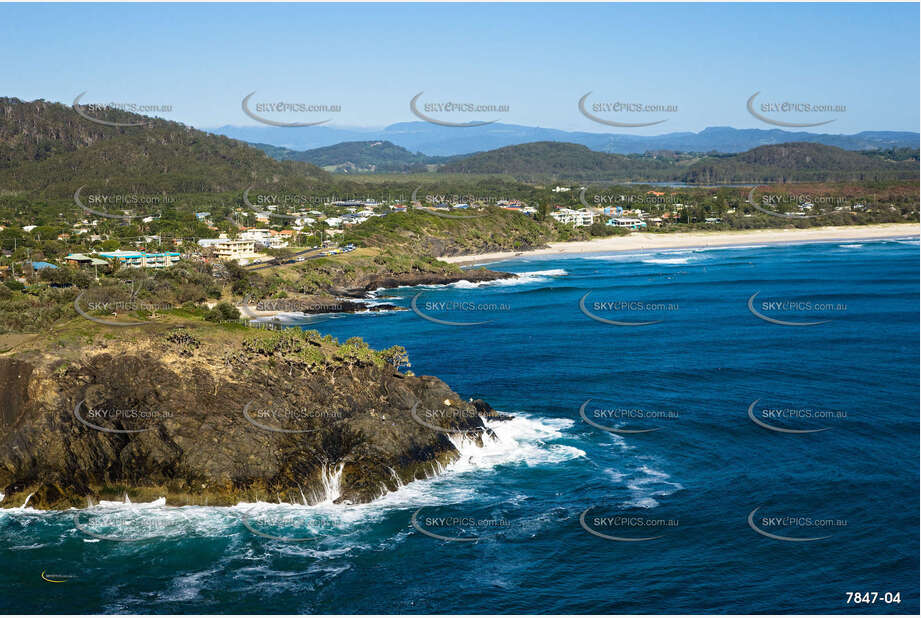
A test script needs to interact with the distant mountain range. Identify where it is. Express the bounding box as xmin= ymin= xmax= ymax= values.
xmin=439 ymin=141 xmax=919 ymax=183
xmin=252 ymin=140 xmax=461 ymax=173
xmin=253 ymin=138 xmax=919 ymax=183
xmin=214 ymin=121 xmax=919 ymax=156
